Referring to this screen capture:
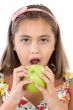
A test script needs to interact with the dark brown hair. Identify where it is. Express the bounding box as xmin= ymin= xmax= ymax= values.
xmin=0 ymin=4 xmax=69 ymax=79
